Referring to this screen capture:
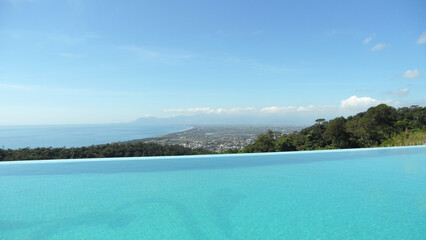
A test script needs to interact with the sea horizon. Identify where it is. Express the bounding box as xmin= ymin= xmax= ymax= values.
xmin=0 ymin=124 xmax=191 ymax=150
